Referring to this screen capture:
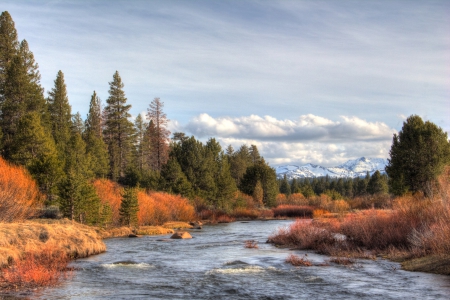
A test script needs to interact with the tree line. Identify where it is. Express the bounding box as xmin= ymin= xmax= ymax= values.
xmin=0 ymin=11 xmax=279 ymax=225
